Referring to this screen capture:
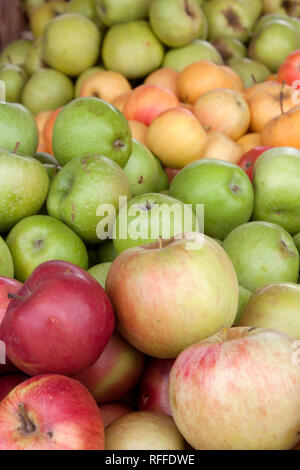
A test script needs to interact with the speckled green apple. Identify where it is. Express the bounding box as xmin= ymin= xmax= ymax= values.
xmin=223 ymin=221 xmax=299 ymax=292
xmin=0 ymin=64 xmax=27 ymax=103
xmin=95 ymin=0 xmax=151 ymax=26
xmin=228 ymin=58 xmax=271 ymax=88
xmin=123 ymin=139 xmax=158 ymax=197
xmin=6 ymin=215 xmax=88 ymax=282
xmin=47 ymin=155 xmax=131 ymax=244
xmin=0 ymin=149 xmax=49 ymax=232
xmin=88 ymin=262 xmax=112 ymax=289
xmin=211 ymin=37 xmax=247 ymax=63
xmin=0 ymin=237 xmax=14 ymax=278
xmin=52 ymin=97 xmax=132 ymax=168
xmin=163 ymin=39 xmax=223 ymax=72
